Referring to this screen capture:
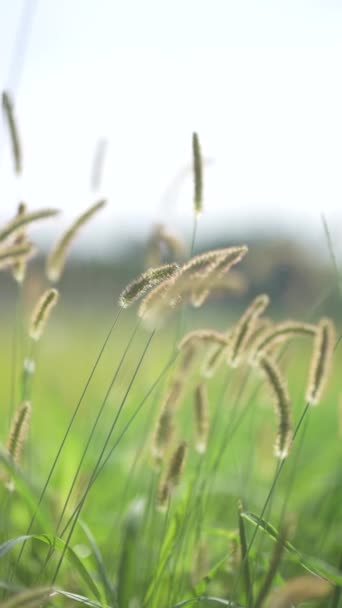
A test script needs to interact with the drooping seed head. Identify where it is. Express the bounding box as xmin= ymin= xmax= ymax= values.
xmin=0 ymin=242 xmax=37 ymax=270
xmin=228 ymin=294 xmax=270 ymax=368
xmin=2 ymin=90 xmax=22 ymax=174
xmin=258 ymin=354 xmax=292 ymax=460
xmin=178 ymin=329 xmax=228 ymax=351
xmin=192 ymin=132 xmax=203 ymax=214
xmin=151 ymin=402 xmax=175 ymax=466
xmin=0 ymin=208 xmax=59 ymax=244
xmin=191 ymin=270 xmax=248 ymax=307
xmin=46 ymin=200 xmax=106 ymax=282
xmin=201 ymin=342 xmax=229 ymax=378
xmin=180 ymin=246 xmax=248 ymax=287
xmin=12 ymin=202 xmax=28 ymax=283
xmin=250 ymin=320 xmax=316 ymax=364
xmin=306 ymin=317 xmax=335 ymax=405
xmin=6 ymin=401 xmax=32 ymax=467
xmin=138 ymin=276 xmax=182 ymax=327
xmin=193 ymin=383 xmax=209 ymax=454
xmin=156 ymin=441 xmax=187 ymax=511
xmin=29 ymin=288 xmax=59 ymax=341
xmin=119 ymin=263 xmax=179 ymax=308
